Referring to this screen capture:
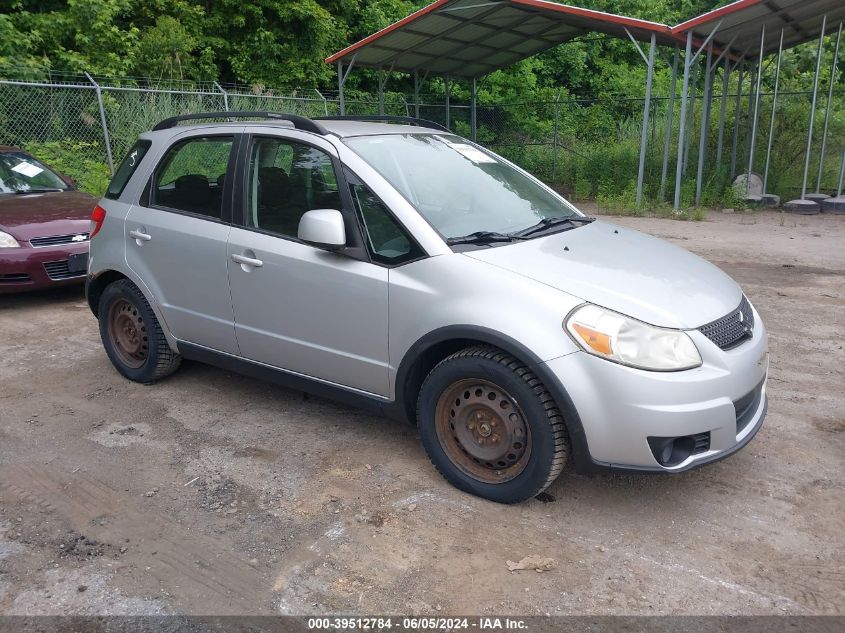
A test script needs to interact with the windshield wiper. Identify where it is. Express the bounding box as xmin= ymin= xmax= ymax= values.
xmin=446 ymin=231 xmax=526 ymax=246
xmin=513 ymin=215 xmax=595 ymax=238
xmin=14 ymin=188 xmax=64 ymax=194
